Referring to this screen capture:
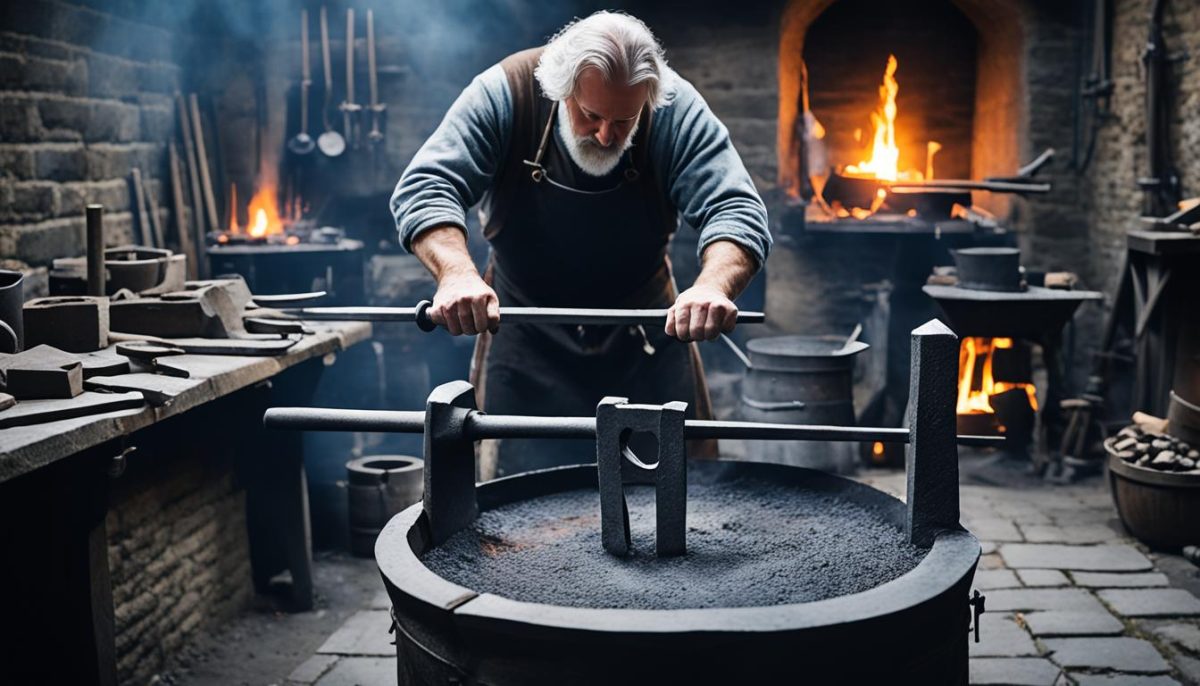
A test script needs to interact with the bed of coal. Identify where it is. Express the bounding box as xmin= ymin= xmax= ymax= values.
xmin=420 ymin=474 xmax=927 ymax=610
